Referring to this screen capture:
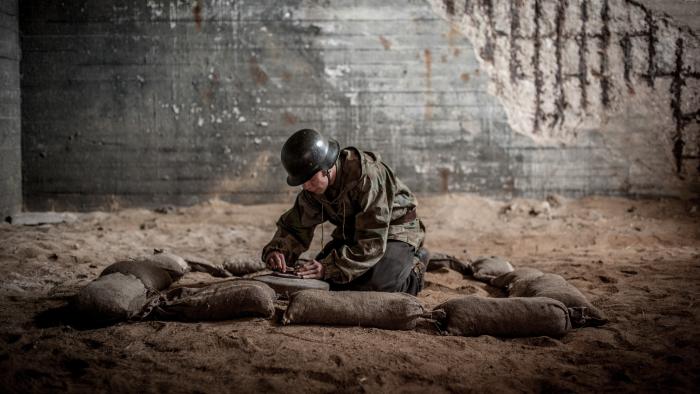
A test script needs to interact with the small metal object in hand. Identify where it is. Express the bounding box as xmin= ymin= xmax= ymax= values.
xmin=272 ymin=267 xmax=301 ymax=279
